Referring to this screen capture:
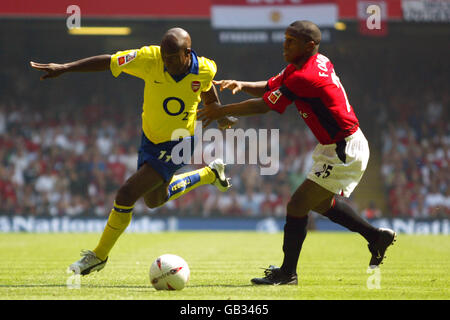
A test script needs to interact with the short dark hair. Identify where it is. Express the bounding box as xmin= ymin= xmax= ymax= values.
xmin=288 ymin=20 xmax=321 ymax=44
